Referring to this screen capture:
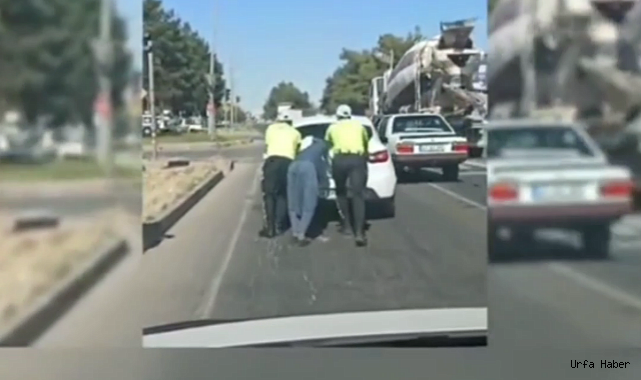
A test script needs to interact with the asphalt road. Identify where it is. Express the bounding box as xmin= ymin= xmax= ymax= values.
xmin=141 ymin=153 xmax=488 ymax=329
xmin=486 ymin=190 xmax=641 ymax=347
xmin=3 ymin=349 xmax=640 ymax=380
xmin=0 ymin=144 xmax=257 ymax=218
